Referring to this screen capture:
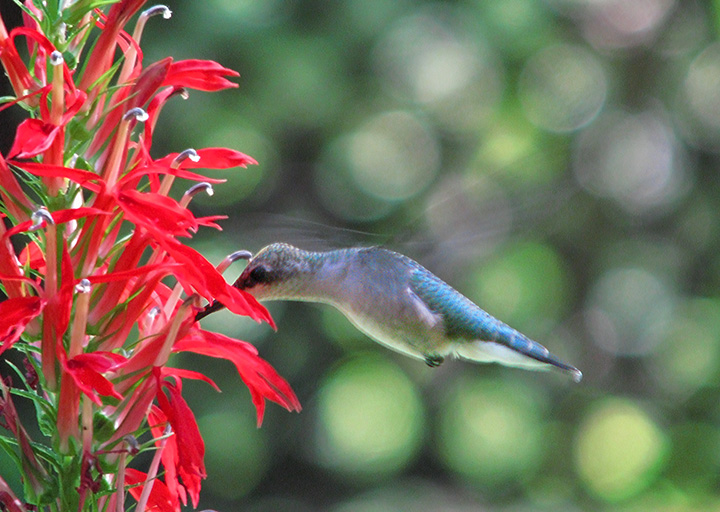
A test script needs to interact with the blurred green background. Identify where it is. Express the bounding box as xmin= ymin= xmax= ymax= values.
xmin=7 ymin=0 xmax=720 ymax=510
